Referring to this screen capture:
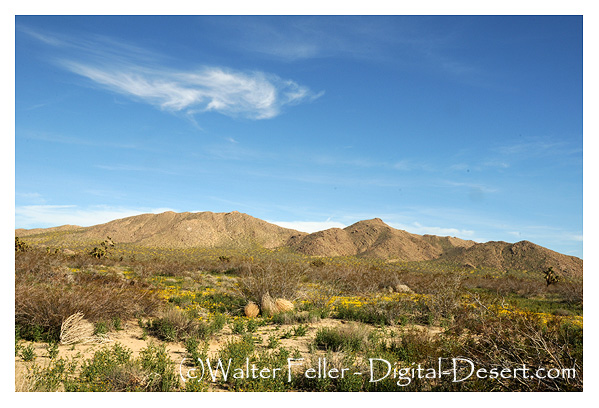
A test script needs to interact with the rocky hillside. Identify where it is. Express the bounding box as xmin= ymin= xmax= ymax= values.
xmin=437 ymin=240 xmax=583 ymax=277
xmin=15 ymin=211 xmax=582 ymax=276
xmin=16 ymin=211 xmax=307 ymax=249
xmin=287 ymin=218 xmax=476 ymax=261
